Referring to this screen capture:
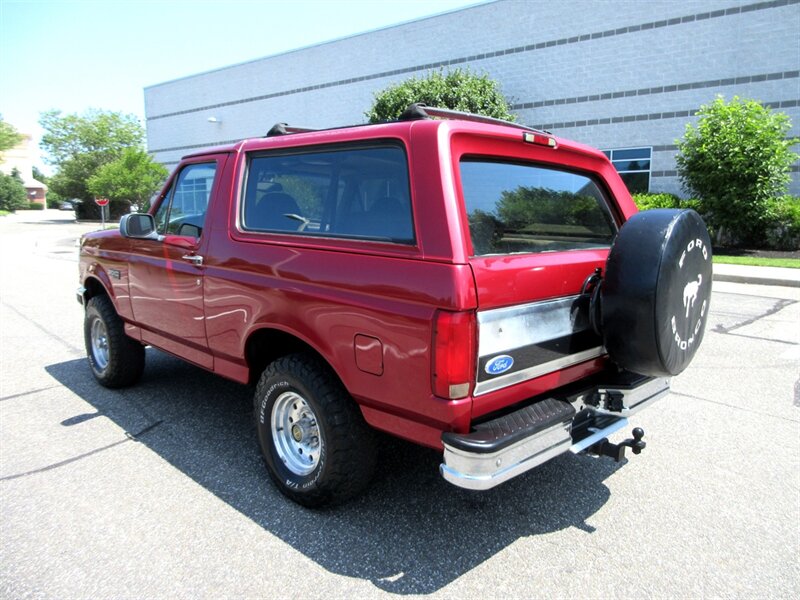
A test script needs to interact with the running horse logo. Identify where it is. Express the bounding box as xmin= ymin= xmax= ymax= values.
xmin=682 ymin=274 xmax=702 ymax=318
